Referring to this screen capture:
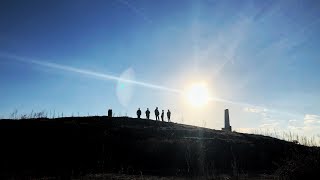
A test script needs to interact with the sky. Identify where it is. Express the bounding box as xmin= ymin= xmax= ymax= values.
xmin=0 ymin=0 xmax=320 ymax=141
